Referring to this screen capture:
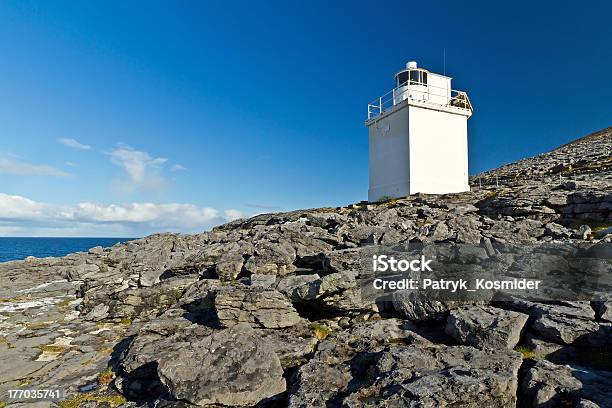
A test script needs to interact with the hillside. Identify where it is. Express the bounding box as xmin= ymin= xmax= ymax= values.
xmin=0 ymin=127 xmax=610 ymax=407
xmin=475 ymin=126 xmax=612 ymax=185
